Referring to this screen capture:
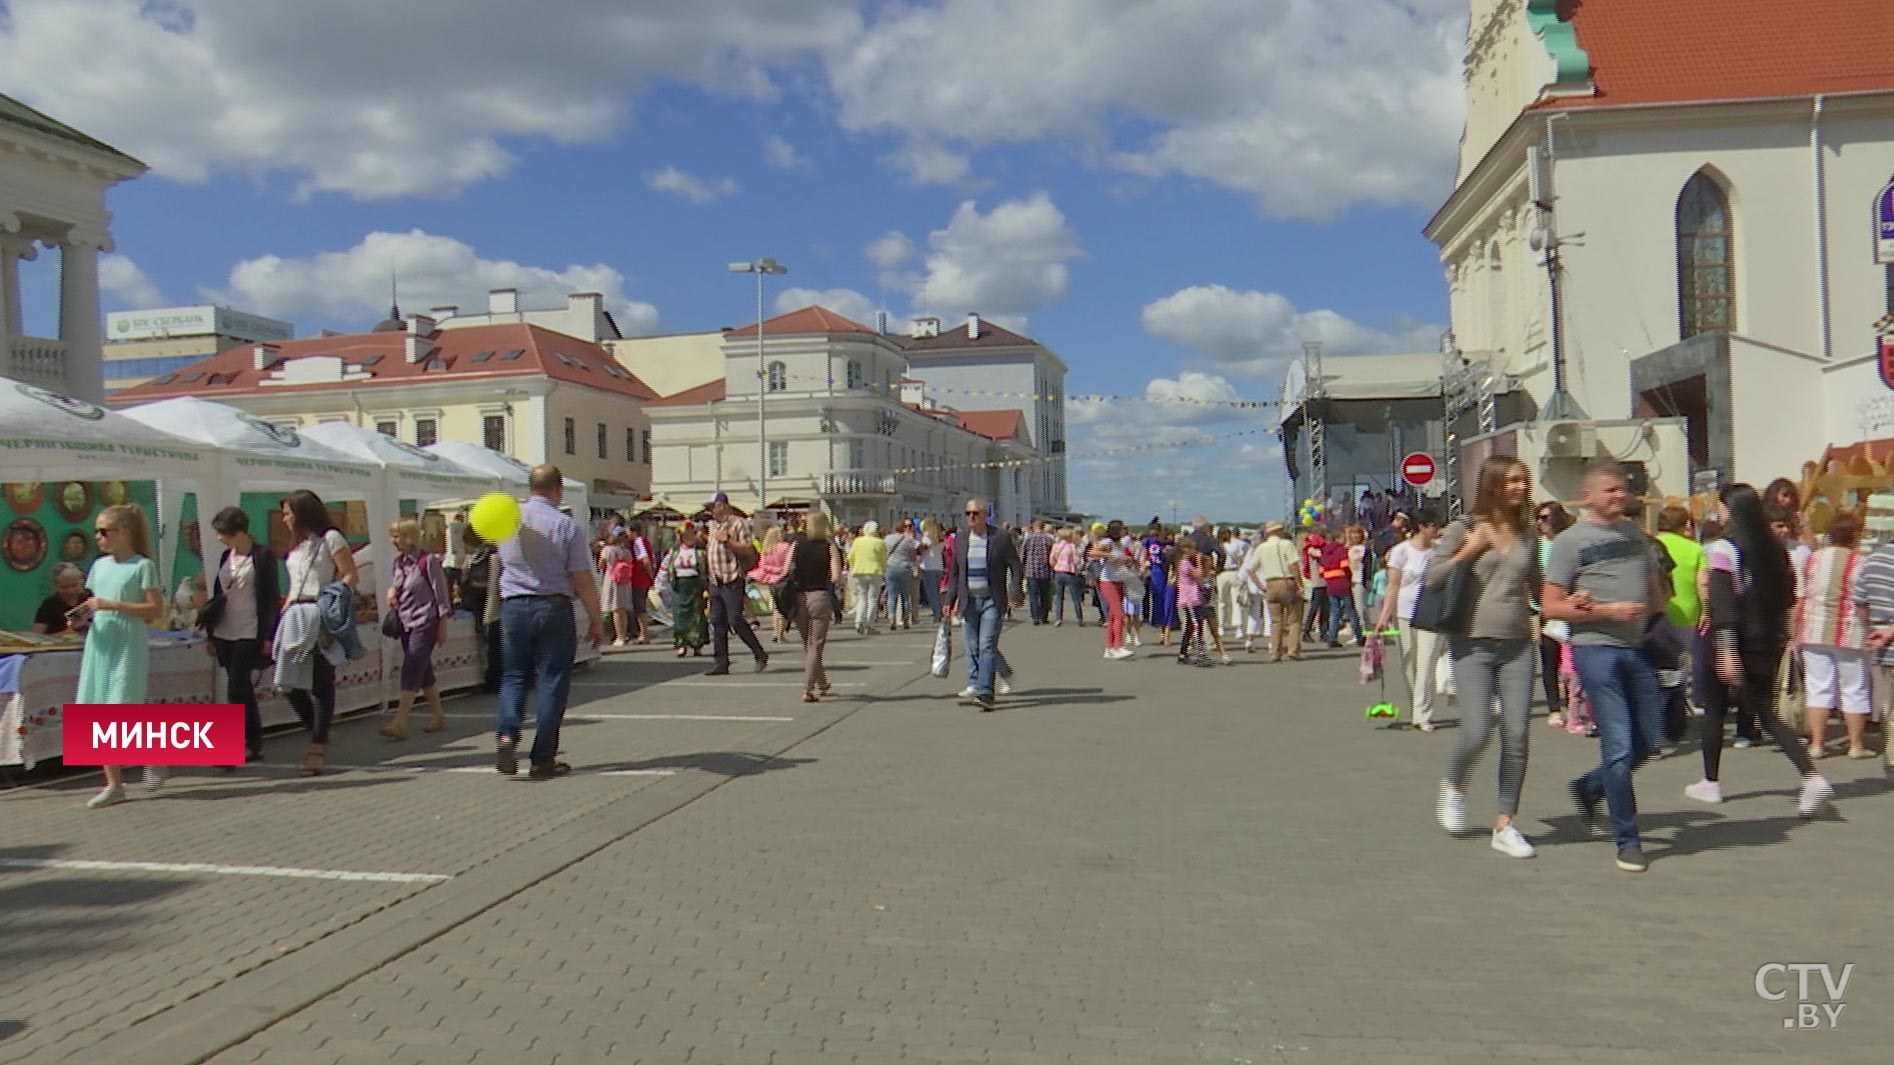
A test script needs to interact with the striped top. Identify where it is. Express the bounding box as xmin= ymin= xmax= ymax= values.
xmin=1851 ymin=542 xmax=1894 ymax=665
xmin=1794 ymin=545 xmax=1866 ymax=649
